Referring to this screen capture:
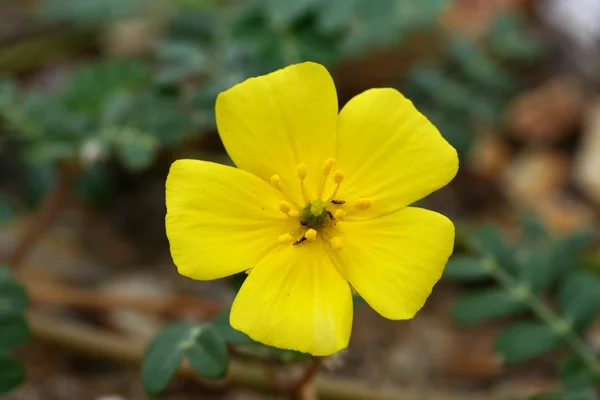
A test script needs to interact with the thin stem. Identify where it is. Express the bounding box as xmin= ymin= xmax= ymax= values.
xmin=8 ymin=169 xmax=72 ymax=267
xmin=288 ymin=356 xmax=321 ymax=397
xmin=484 ymin=259 xmax=600 ymax=376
